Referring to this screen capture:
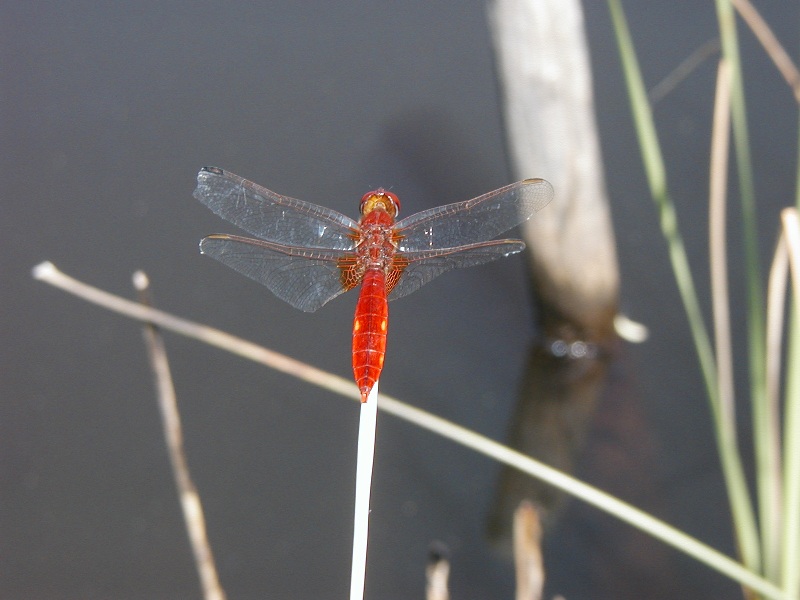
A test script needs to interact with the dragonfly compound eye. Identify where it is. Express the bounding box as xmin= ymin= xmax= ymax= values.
xmin=360 ymin=189 xmax=400 ymax=218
